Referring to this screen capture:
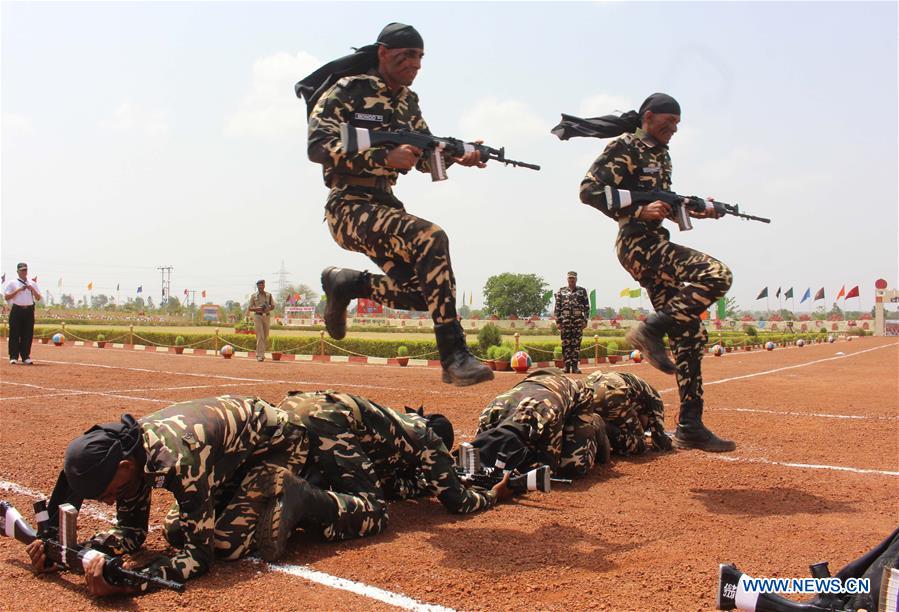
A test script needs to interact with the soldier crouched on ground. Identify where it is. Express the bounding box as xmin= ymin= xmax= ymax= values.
xmin=584 ymin=371 xmax=673 ymax=456
xmin=473 ymin=368 xmax=611 ymax=478
xmin=26 ymin=396 xmax=320 ymax=595
xmin=274 ymin=391 xmax=512 ymax=551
